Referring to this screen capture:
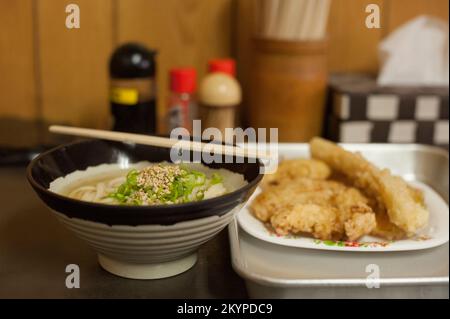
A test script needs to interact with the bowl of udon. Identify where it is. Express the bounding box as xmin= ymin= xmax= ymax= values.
xmin=27 ymin=139 xmax=263 ymax=279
